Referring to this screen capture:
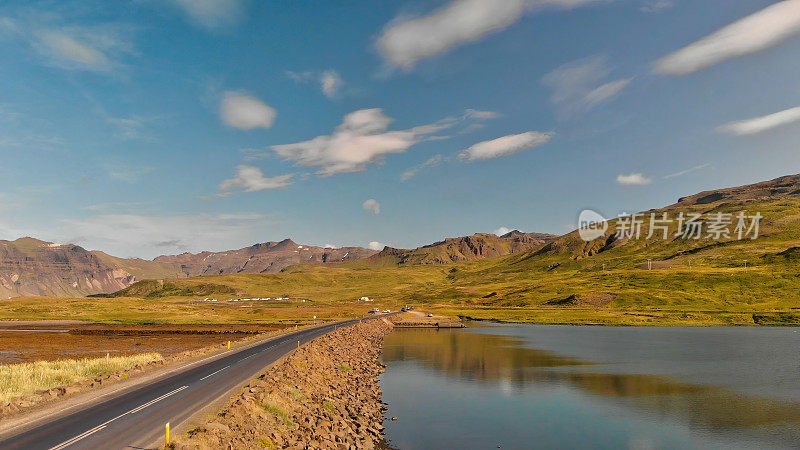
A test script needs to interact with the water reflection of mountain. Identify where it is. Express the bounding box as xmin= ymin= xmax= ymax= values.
xmin=383 ymin=329 xmax=800 ymax=436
